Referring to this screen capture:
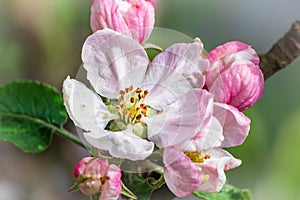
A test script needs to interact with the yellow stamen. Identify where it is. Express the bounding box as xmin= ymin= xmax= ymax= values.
xmin=184 ymin=151 xmax=211 ymax=163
